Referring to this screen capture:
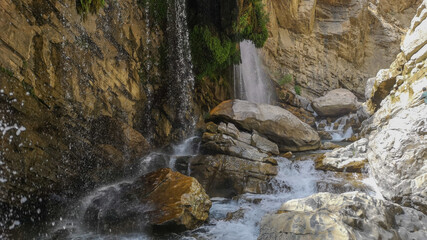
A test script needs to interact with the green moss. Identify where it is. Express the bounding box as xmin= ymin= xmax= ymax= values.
xmin=295 ymin=85 xmax=302 ymax=95
xmin=0 ymin=66 xmax=14 ymax=77
xmin=234 ymin=0 xmax=269 ymax=48
xmin=190 ymin=25 xmax=240 ymax=81
xmin=279 ymin=74 xmax=293 ymax=86
xmin=76 ymin=0 xmax=105 ymax=19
